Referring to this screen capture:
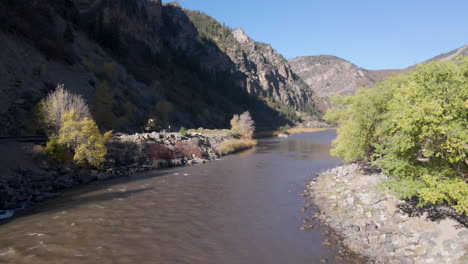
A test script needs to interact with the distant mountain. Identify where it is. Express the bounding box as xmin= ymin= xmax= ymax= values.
xmin=289 ymin=45 xmax=467 ymax=112
xmin=288 ymin=55 xmax=399 ymax=111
